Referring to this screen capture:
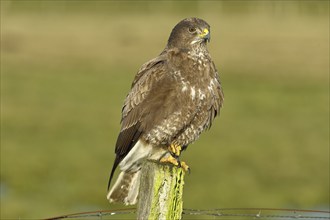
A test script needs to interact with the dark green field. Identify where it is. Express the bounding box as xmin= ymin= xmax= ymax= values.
xmin=1 ymin=1 xmax=329 ymax=219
